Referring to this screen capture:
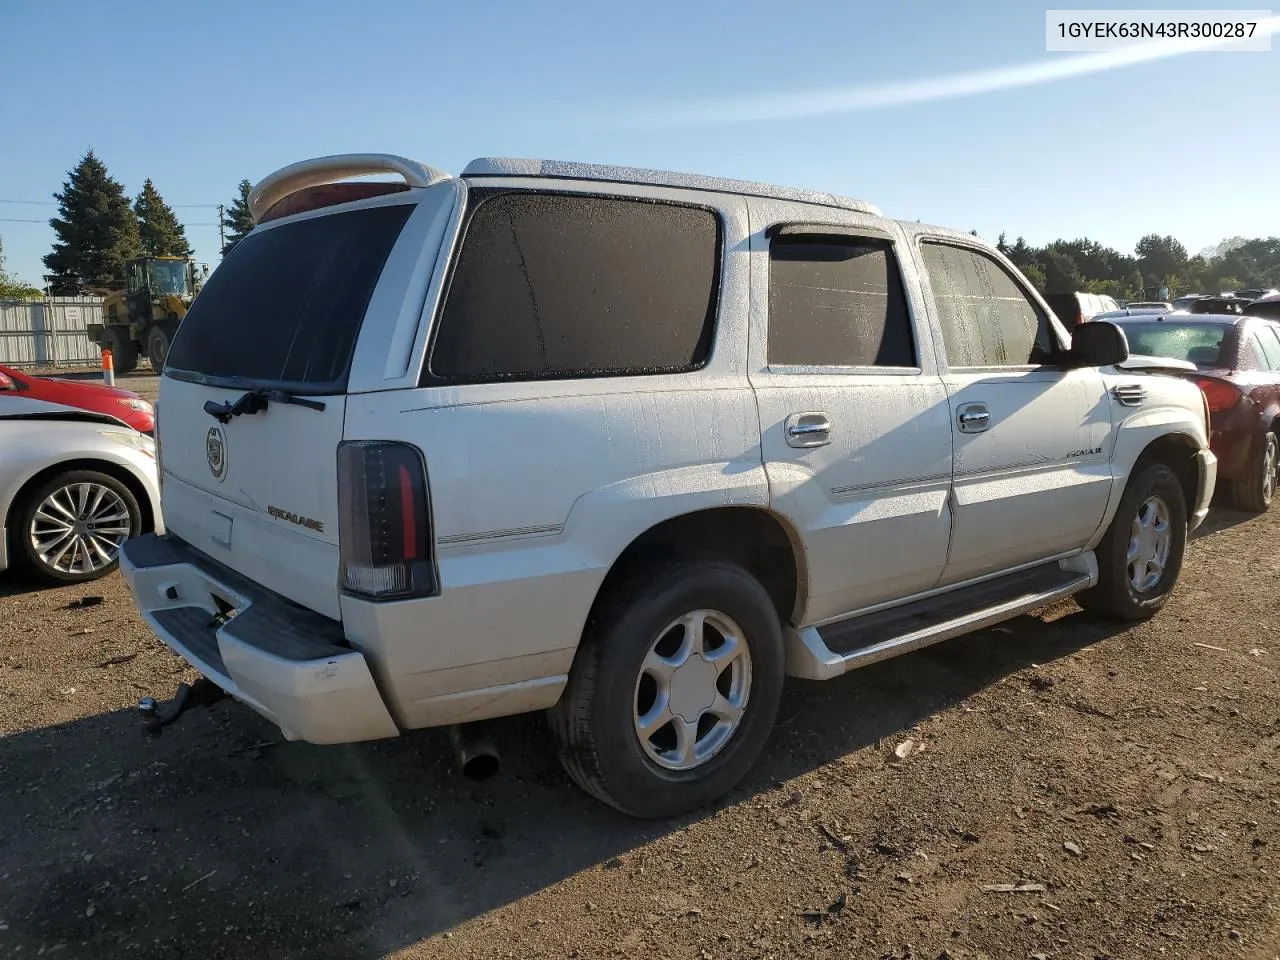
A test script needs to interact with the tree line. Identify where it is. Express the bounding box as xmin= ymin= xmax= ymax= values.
xmin=15 ymin=151 xmax=255 ymax=296
xmin=6 ymin=150 xmax=1278 ymax=301
xmin=994 ymin=232 xmax=1280 ymax=301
